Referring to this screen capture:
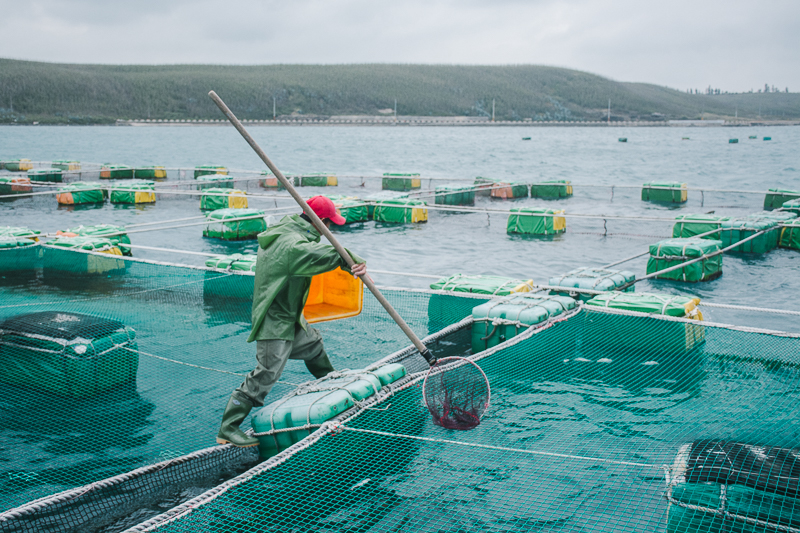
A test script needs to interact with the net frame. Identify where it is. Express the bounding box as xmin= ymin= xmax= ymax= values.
xmin=422 ymin=356 xmax=491 ymax=430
